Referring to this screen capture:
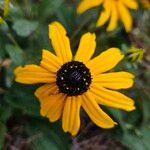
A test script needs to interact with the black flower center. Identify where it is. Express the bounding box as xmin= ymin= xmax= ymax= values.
xmin=56 ymin=61 xmax=92 ymax=96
